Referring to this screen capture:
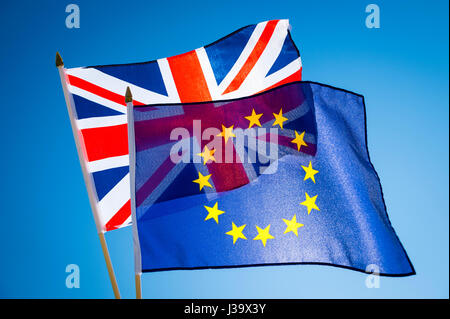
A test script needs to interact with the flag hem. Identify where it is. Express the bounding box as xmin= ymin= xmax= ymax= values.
xmin=140 ymin=261 xmax=415 ymax=277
